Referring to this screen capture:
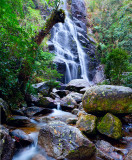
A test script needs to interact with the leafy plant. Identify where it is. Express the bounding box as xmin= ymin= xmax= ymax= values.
xmin=102 ymin=48 xmax=129 ymax=84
